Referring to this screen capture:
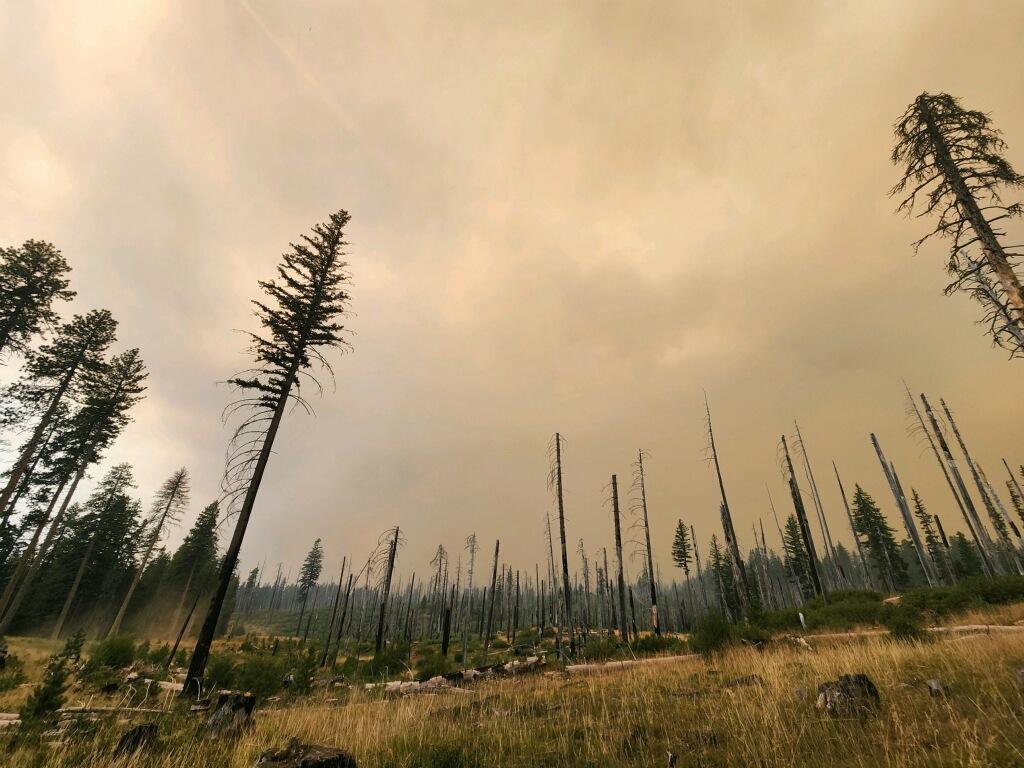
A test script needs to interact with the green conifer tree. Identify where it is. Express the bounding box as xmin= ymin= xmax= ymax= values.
xmin=851 ymin=485 xmax=908 ymax=591
xmin=0 ymin=240 xmax=75 ymax=360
